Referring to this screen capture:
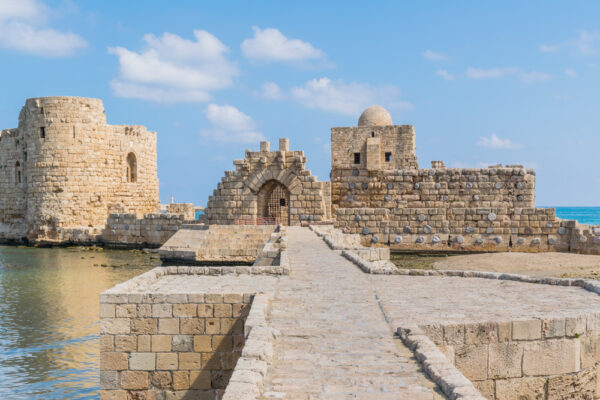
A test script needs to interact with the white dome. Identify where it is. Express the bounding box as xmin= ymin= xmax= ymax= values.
xmin=358 ymin=106 xmax=392 ymax=127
